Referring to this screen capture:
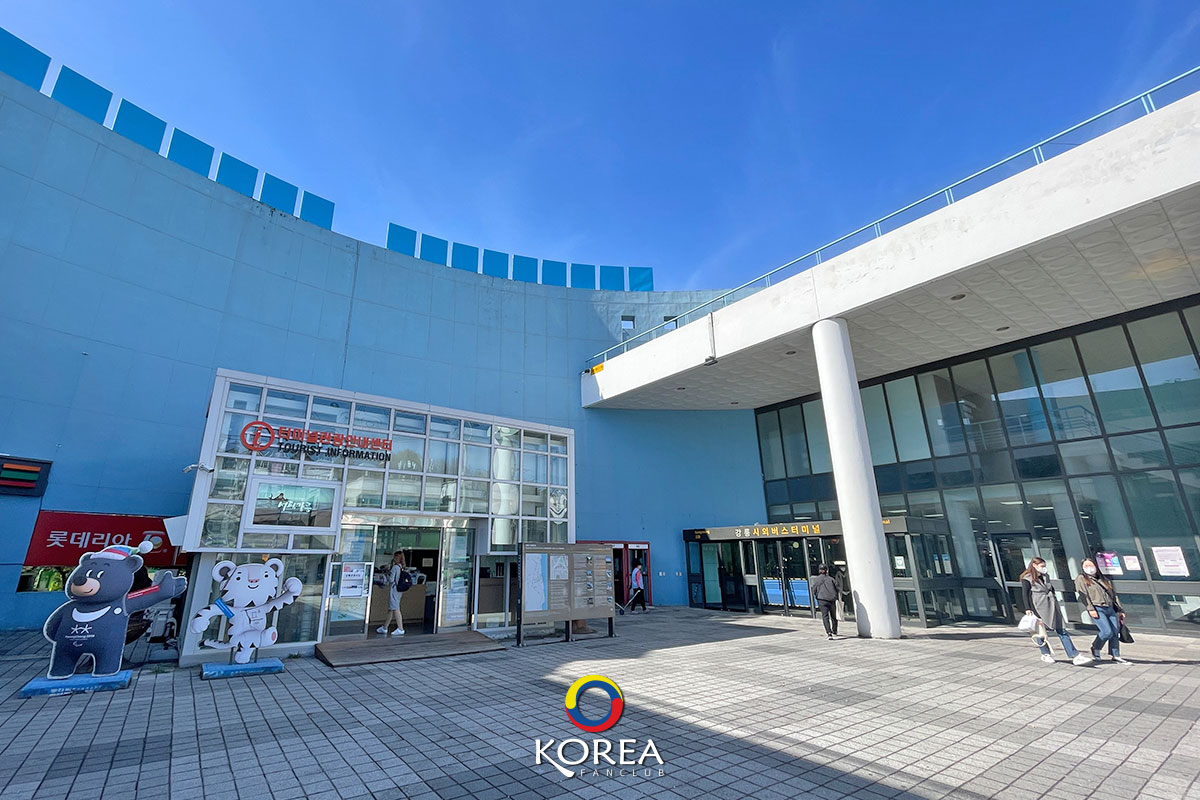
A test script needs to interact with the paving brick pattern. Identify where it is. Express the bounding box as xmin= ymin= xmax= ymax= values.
xmin=1 ymin=609 xmax=1199 ymax=799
